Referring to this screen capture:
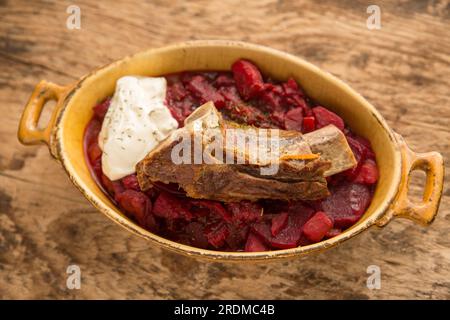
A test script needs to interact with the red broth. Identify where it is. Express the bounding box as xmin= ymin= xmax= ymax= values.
xmin=83 ymin=59 xmax=378 ymax=252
